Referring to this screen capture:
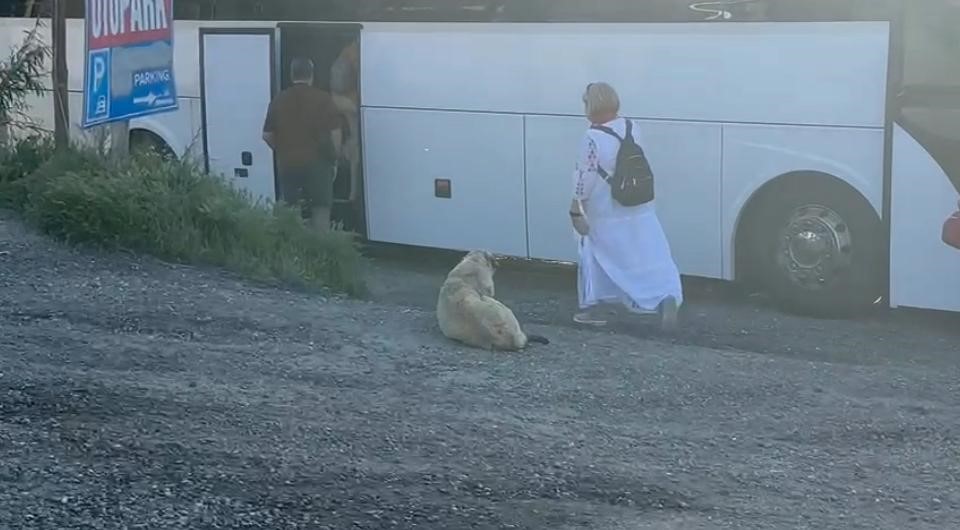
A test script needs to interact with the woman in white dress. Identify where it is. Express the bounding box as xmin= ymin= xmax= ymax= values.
xmin=568 ymin=82 xmax=684 ymax=330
